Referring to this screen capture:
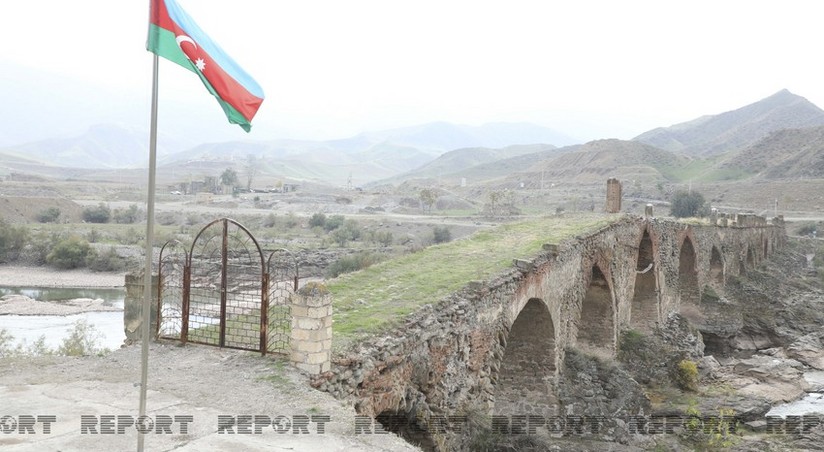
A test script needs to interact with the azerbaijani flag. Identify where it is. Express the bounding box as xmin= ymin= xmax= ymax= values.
xmin=147 ymin=0 xmax=265 ymax=132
